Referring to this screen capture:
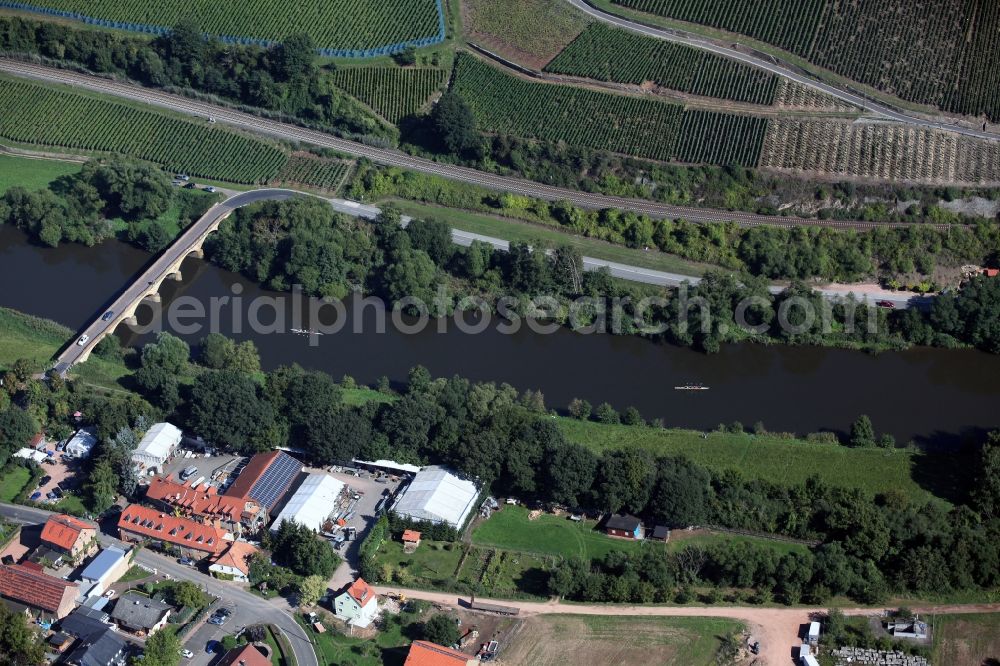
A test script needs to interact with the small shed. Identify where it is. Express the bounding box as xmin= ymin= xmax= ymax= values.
xmin=605 ymin=514 xmax=643 ymax=540
xmin=402 ymin=530 xmax=422 ymax=553
xmin=651 ymin=525 xmax=670 ymax=542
